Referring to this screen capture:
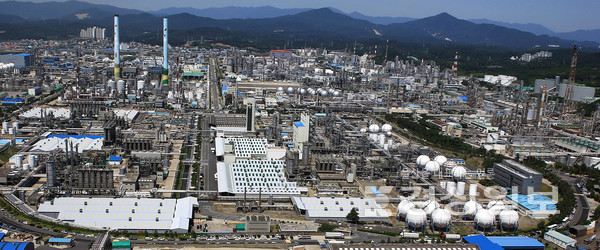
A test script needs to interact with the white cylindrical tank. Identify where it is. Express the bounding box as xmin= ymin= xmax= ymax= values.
xmin=431 ymin=208 xmax=452 ymax=232
xmin=2 ymin=121 xmax=8 ymax=131
xmin=446 ymin=182 xmax=456 ymax=194
xmin=8 ymin=128 xmax=15 ymax=135
xmin=434 ymin=155 xmax=447 ymax=166
xmin=474 ymin=209 xmax=495 ymax=231
xmin=423 ymin=200 xmax=440 ymax=215
xmin=14 ymin=154 xmax=22 ymax=168
xmin=23 ymin=163 xmax=30 ymax=171
xmin=416 ymin=155 xmax=430 ymax=168
xmin=425 ymin=161 xmax=440 ymax=173
xmin=107 ymin=80 xmax=116 ymax=90
xmin=369 ymin=124 xmax=380 ymax=133
xmin=28 ymin=155 xmax=36 ymax=168
xmin=451 ymin=166 xmax=467 ymax=180
xmin=456 ymin=181 xmax=466 ymax=196
xmin=397 ymin=200 xmax=415 ymax=220
xmin=440 ymin=181 xmax=447 ymax=189
xmin=117 ymin=80 xmax=125 ymax=93
xmin=379 ymin=134 xmax=385 ymax=147
xmin=469 ymin=184 xmax=478 ymax=197
xmin=463 ymin=200 xmax=482 ymax=219
xmin=499 ymin=210 xmax=519 ymax=231
xmin=360 ymin=128 xmax=367 ymax=133
xmin=381 ymin=124 xmax=392 ymax=133
xmin=12 ymin=122 xmax=18 ymax=129
xmin=137 ymin=80 xmax=145 ymax=90
xmin=405 ymin=208 xmax=427 ymax=231
xmin=488 ymin=200 xmax=507 ymax=217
